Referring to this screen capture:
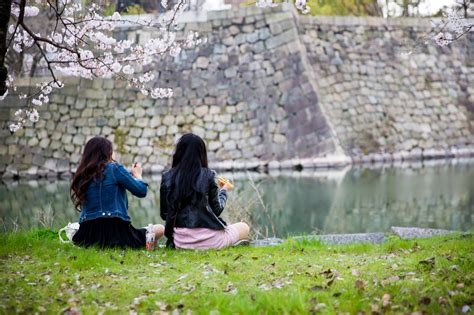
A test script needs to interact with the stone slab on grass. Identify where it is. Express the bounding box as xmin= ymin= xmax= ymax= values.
xmin=391 ymin=226 xmax=455 ymax=239
xmin=318 ymin=233 xmax=385 ymax=245
xmin=294 ymin=233 xmax=385 ymax=245
xmin=250 ymin=238 xmax=284 ymax=247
